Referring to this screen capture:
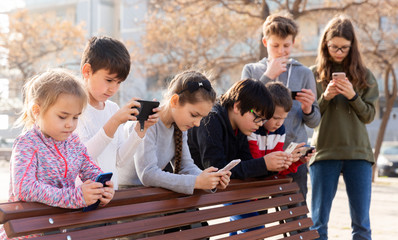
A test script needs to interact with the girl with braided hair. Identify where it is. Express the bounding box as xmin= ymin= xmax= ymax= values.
xmin=132 ymin=70 xmax=231 ymax=194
